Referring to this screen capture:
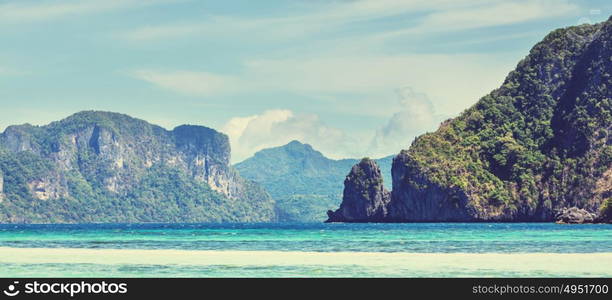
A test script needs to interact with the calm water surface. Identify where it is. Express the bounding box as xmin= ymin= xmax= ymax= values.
xmin=0 ymin=223 xmax=610 ymax=277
